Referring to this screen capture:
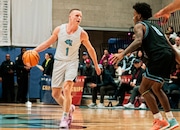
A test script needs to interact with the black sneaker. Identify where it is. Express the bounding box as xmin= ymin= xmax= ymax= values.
xmin=115 ymin=103 xmax=123 ymax=106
